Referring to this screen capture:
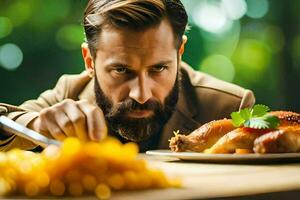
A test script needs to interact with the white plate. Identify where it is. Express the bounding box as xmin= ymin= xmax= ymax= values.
xmin=146 ymin=150 xmax=300 ymax=163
